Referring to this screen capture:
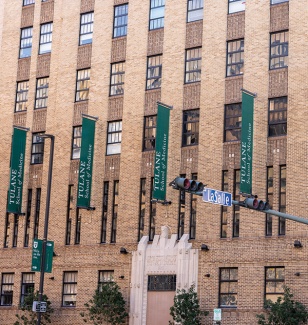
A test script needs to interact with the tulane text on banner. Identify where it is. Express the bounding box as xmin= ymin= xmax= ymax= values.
xmin=7 ymin=127 xmax=27 ymax=214
xmin=240 ymin=91 xmax=255 ymax=195
xmin=77 ymin=116 xmax=96 ymax=208
xmin=152 ymin=103 xmax=171 ymax=201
